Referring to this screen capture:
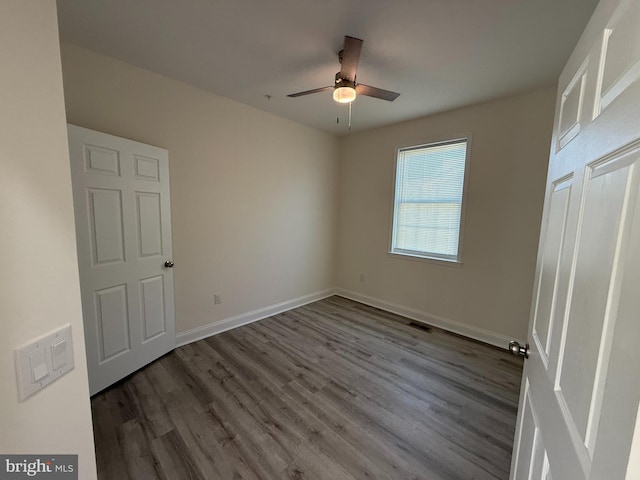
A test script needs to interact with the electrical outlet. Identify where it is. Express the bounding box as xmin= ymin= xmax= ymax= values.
xmin=214 ymin=293 xmax=222 ymax=305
